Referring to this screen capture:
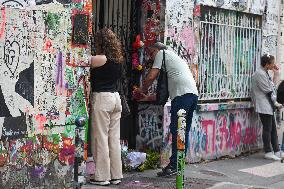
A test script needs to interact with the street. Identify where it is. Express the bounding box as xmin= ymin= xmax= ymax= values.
xmin=83 ymin=152 xmax=284 ymax=189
